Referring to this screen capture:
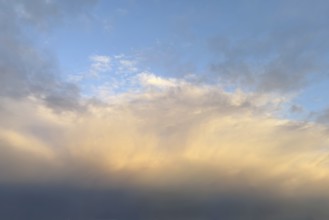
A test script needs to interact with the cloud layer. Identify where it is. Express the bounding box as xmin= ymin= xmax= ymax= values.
xmin=1 ymin=0 xmax=329 ymax=219
xmin=1 ymin=78 xmax=329 ymax=219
